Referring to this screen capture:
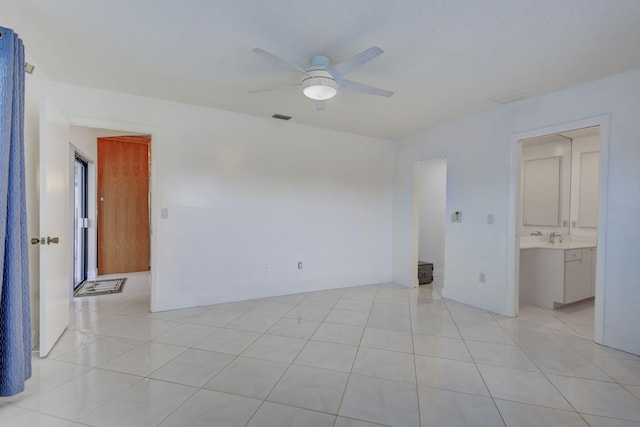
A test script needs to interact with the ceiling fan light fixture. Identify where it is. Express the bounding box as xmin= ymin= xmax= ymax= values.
xmin=303 ymin=82 xmax=337 ymax=100
xmin=302 ymin=72 xmax=338 ymax=100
